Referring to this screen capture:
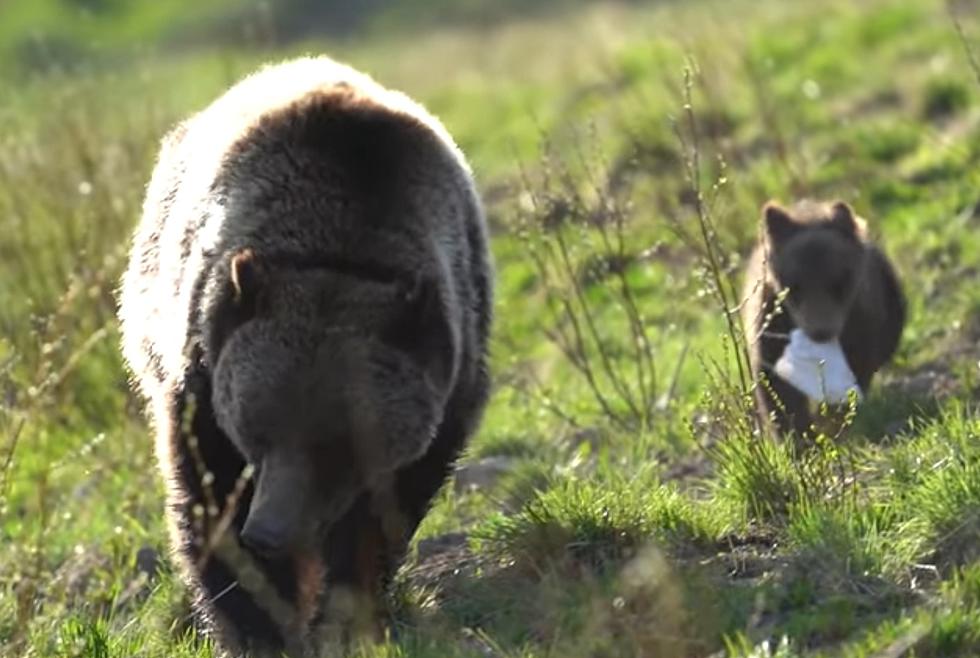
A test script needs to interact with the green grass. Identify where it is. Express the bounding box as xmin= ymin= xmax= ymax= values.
xmin=2 ymin=0 xmax=980 ymax=656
